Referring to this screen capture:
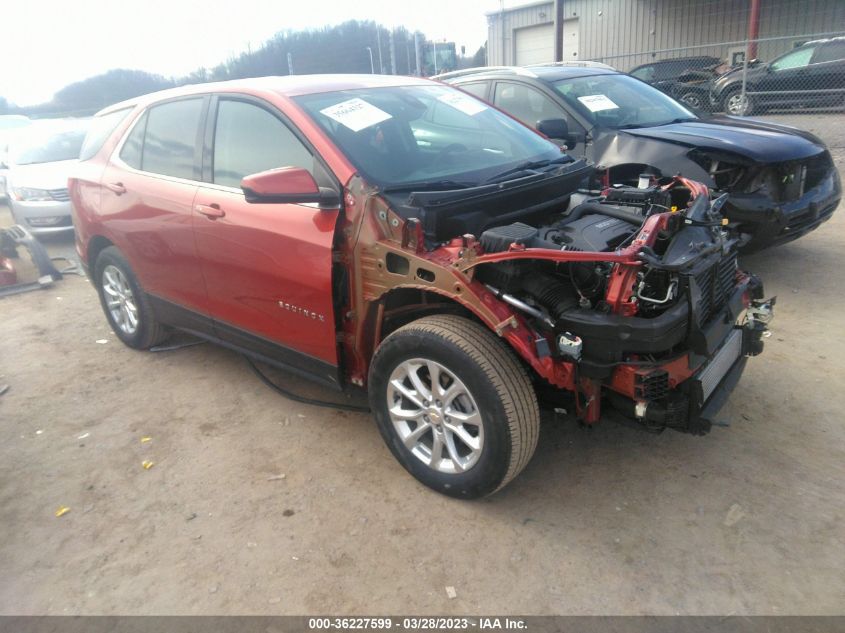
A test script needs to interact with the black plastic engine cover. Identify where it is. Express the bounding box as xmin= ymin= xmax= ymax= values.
xmin=479 ymin=222 xmax=538 ymax=253
xmin=480 ymin=214 xmax=636 ymax=254
xmin=540 ymin=215 xmax=634 ymax=252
